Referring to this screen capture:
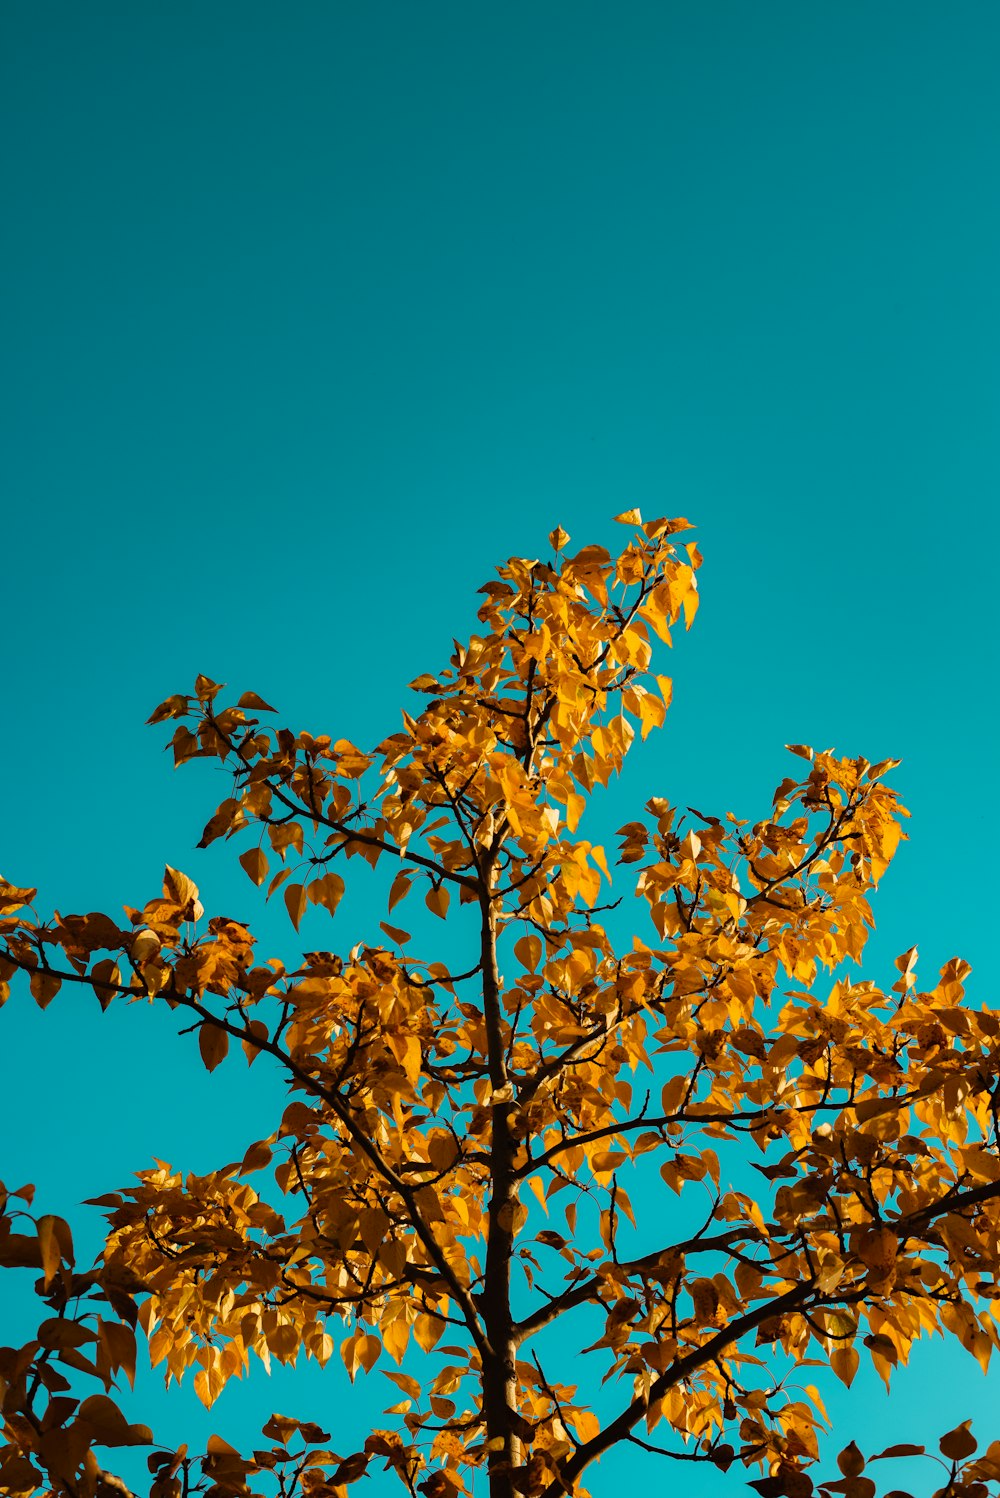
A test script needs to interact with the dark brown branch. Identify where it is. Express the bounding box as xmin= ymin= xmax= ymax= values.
xmin=204 ymin=705 xmax=481 ymax=893
xmin=542 ymin=1283 xmax=812 ymax=1494
xmin=514 ymin=1229 xmax=754 ymax=1343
